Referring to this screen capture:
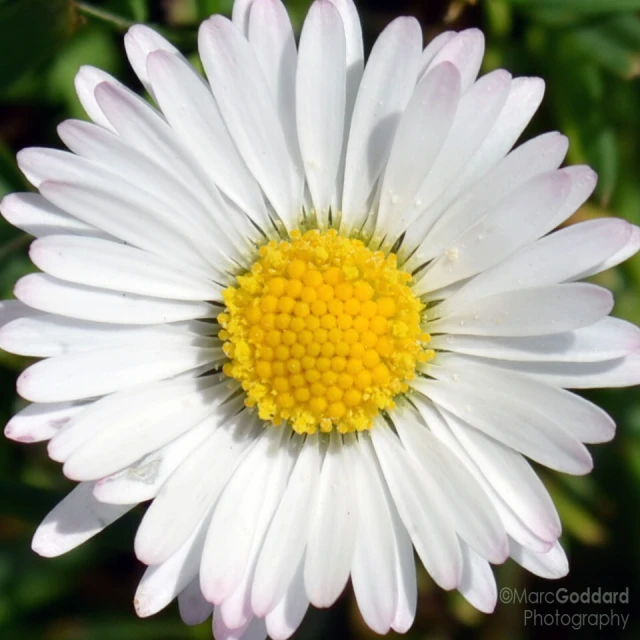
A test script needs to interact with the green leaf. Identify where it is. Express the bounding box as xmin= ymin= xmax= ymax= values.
xmin=0 ymin=0 xmax=78 ymax=91
xmin=569 ymin=25 xmax=640 ymax=78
